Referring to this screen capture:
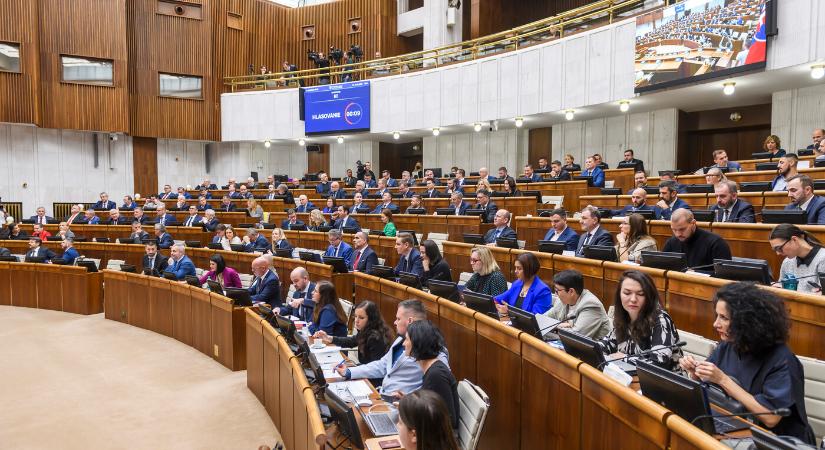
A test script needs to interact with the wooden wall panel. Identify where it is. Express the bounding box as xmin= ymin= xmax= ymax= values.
xmin=471 ymin=0 xmax=599 ymax=39
xmin=0 ymin=0 xmax=40 ymax=125
xmin=133 ymin=136 xmax=159 ymax=197
xmin=38 ymin=0 xmax=129 ymax=132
